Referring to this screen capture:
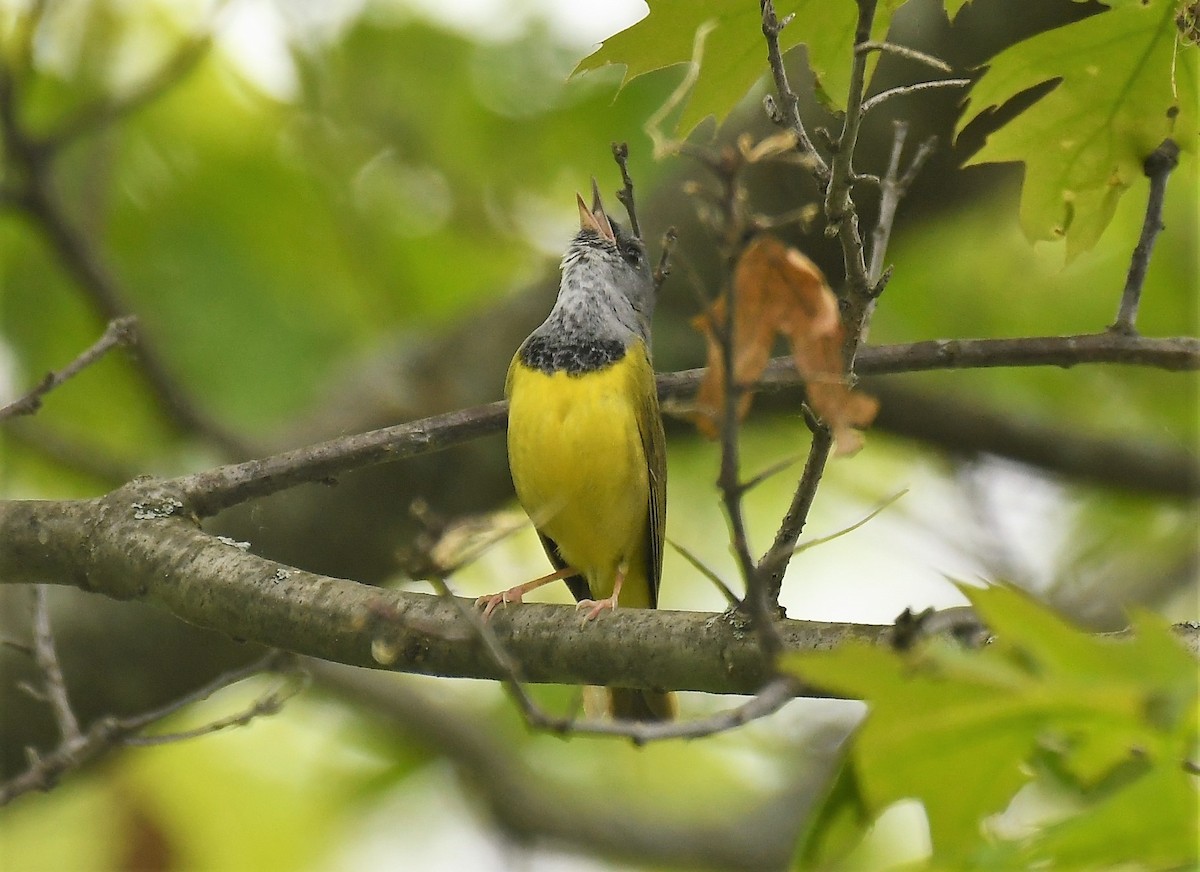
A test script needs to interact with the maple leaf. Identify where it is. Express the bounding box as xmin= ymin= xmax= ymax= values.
xmin=691 ymin=235 xmax=878 ymax=455
xmin=957 ymin=0 xmax=1196 ymax=258
xmin=785 ymin=585 xmax=1199 ymax=866
xmin=573 ymin=0 xmax=893 ymax=138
